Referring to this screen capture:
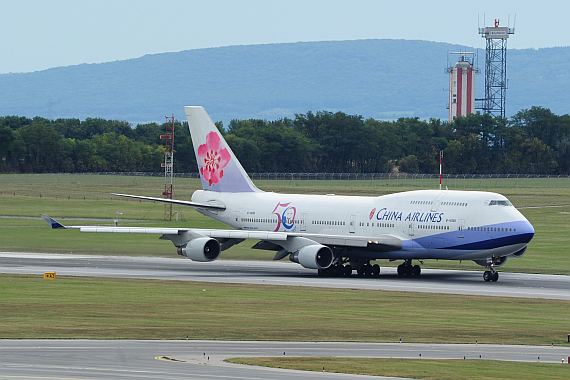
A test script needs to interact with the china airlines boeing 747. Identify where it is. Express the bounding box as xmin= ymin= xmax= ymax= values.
xmin=43 ymin=106 xmax=534 ymax=282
